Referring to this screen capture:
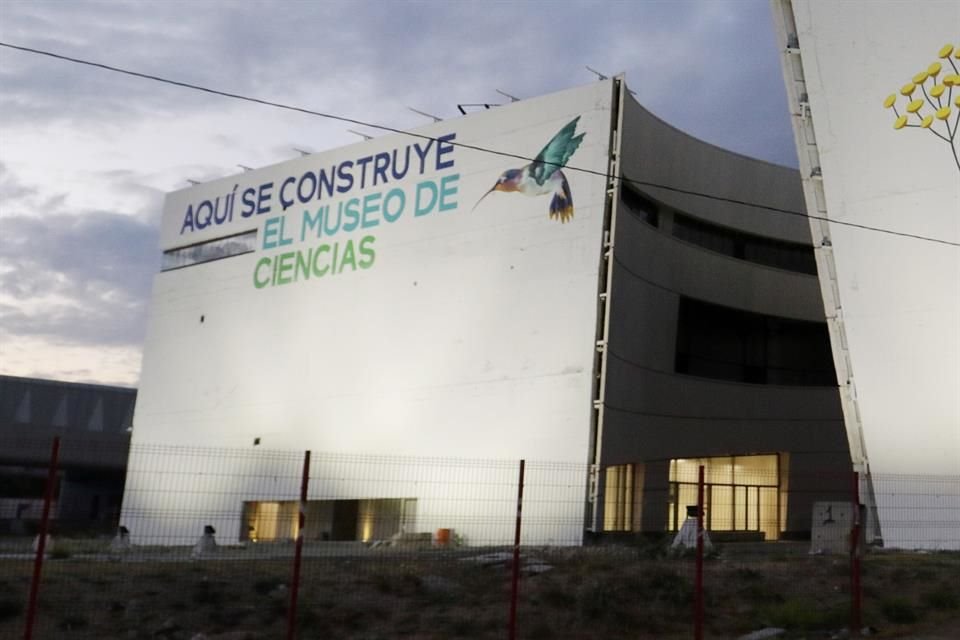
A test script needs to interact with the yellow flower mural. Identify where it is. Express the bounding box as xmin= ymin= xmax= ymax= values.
xmin=884 ymin=43 xmax=960 ymax=175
